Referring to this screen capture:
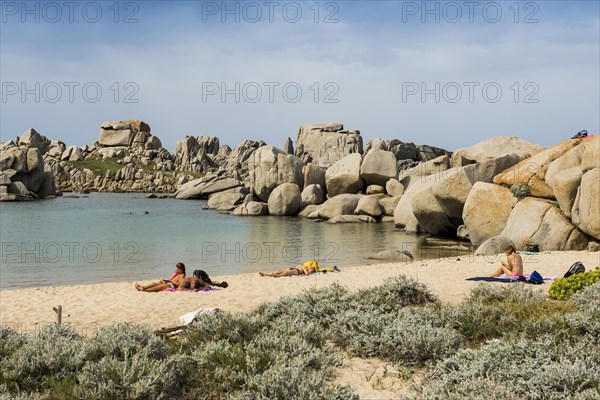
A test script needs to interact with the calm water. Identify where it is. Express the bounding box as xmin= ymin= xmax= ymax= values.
xmin=0 ymin=193 xmax=451 ymax=290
